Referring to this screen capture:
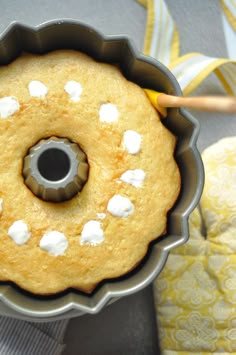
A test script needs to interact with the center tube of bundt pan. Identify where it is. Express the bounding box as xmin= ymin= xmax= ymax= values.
xmin=22 ymin=137 xmax=89 ymax=202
